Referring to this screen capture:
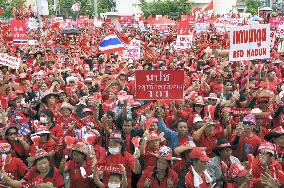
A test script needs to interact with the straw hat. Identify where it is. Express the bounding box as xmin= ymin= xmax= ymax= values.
xmin=174 ymin=141 xmax=196 ymax=155
xmin=150 ymin=146 xmax=181 ymax=161
xmin=71 ymin=142 xmax=90 ymax=156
